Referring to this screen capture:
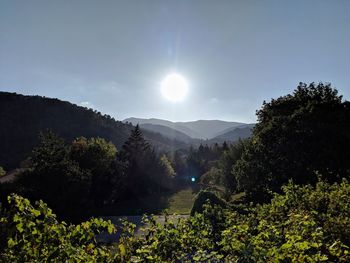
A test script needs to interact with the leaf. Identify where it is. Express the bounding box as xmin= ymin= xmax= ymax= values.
xmin=16 ymin=222 xmax=24 ymax=233
xmin=119 ymin=244 xmax=126 ymax=257
xmin=7 ymin=238 xmax=16 ymax=248
xmin=107 ymin=224 xmax=114 ymax=234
